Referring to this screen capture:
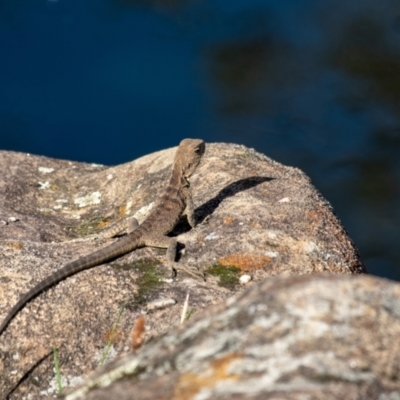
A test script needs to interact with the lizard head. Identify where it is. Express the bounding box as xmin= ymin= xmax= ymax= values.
xmin=174 ymin=138 xmax=205 ymax=178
